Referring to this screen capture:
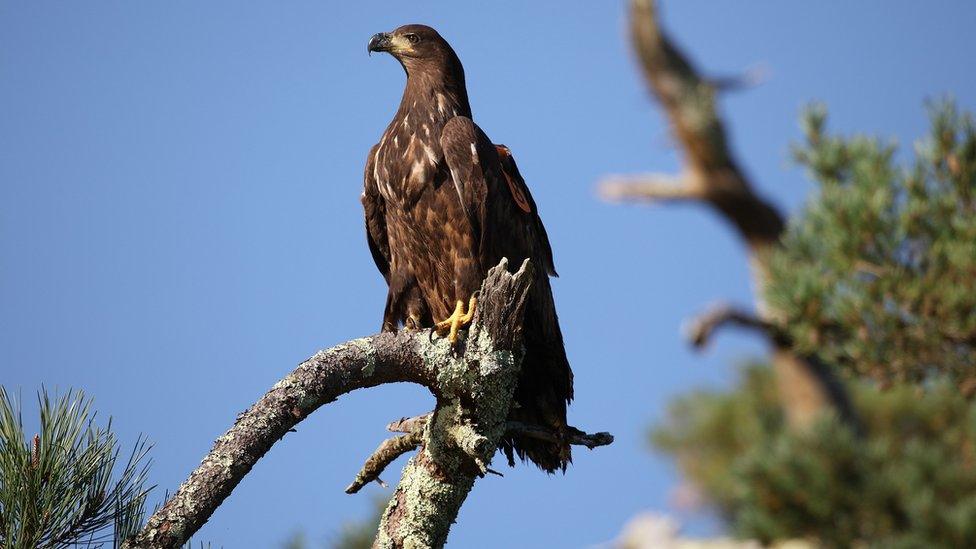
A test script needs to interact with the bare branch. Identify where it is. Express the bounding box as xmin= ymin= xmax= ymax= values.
xmin=685 ymin=303 xmax=781 ymax=349
xmin=120 ymin=259 xmax=615 ymax=549
xmin=386 ymin=413 xmax=612 ymax=450
xmin=345 ymin=431 xmax=423 ymax=495
xmin=506 ymin=422 xmax=614 ymax=450
xmin=616 ymin=0 xmax=785 ymax=248
xmin=600 ymin=0 xmax=857 ymax=435
xmin=386 ymin=413 xmax=431 ymax=434
xmin=597 ymin=172 xmax=705 ymax=203
xmin=706 ymin=63 xmax=770 ymax=93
